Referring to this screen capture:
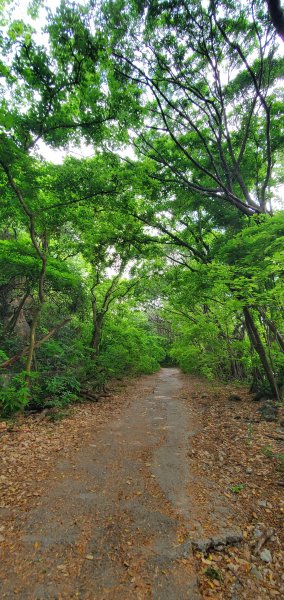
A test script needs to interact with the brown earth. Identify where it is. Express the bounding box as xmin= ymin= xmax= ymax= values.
xmin=0 ymin=368 xmax=283 ymax=599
